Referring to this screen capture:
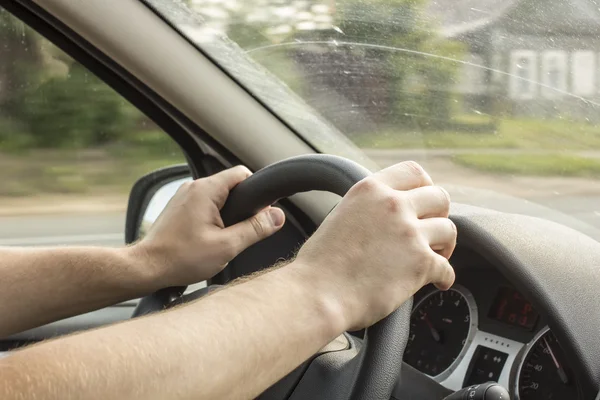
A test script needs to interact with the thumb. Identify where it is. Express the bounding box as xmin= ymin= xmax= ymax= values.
xmin=224 ymin=207 xmax=286 ymax=254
